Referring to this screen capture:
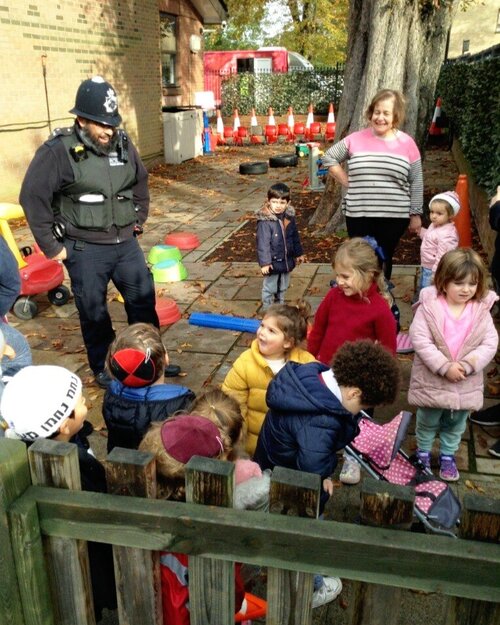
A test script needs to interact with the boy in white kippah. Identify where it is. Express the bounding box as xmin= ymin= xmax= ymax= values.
xmin=415 ymin=190 xmax=460 ymax=300
xmin=0 ymin=364 xmax=117 ymax=619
